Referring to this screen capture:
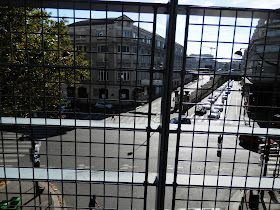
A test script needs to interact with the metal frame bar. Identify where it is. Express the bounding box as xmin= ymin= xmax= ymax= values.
xmin=1 ymin=0 xmax=280 ymax=209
